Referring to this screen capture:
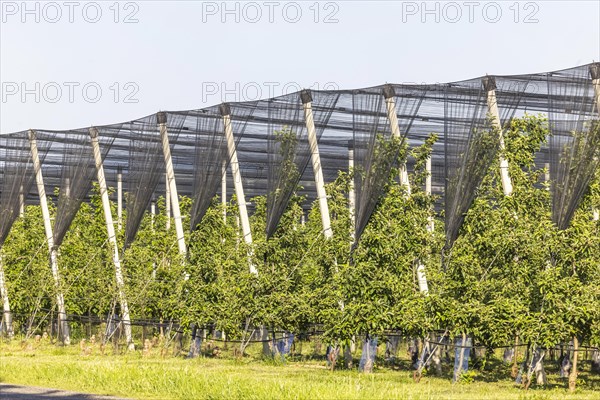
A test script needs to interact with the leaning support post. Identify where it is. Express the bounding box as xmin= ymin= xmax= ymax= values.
xmin=415 ymin=157 xmax=433 ymax=294
xmin=89 ymin=127 xmax=134 ymax=351
xmin=426 ymin=156 xmax=434 ymax=233
xmin=165 ymin=172 xmax=171 ymax=231
xmin=151 ymin=200 xmax=156 ymax=229
xmin=0 ymin=252 xmax=14 ymax=338
xmin=348 ymin=141 xmax=356 ymax=244
xmin=19 ymin=184 xmax=24 ymax=217
xmin=151 ymin=200 xmax=157 ymax=279
xmin=483 ymin=76 xmax=513 ymax=196
xmin=157 ymin=112 xmax=187 ymax=257
xmin=222 ymin=159 xmax=227 ymax=224
xmin=117 ymin=167 xmax=123 ymax=230
xmin=301 ymin=90 xmax=333 ymax=239
xmin=220 ymin=104 xmax=257 ymax=275
xmin=383 ymin=85 xmax=411 ymax=194
xmin=590 ymin=63 xmax=600 ymax=221
xmin=28 ymin=130 xmax=71 ymax=345
xmin=592 ymin=63 xmax=600 ymax=114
